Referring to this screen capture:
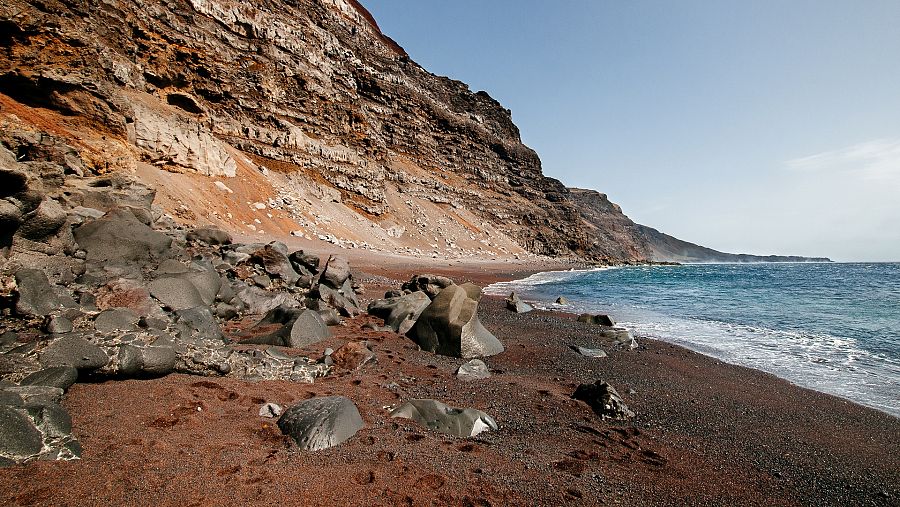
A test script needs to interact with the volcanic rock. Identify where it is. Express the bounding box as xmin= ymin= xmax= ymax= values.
xmin=407 ymin=284 xmax=504 ymax=358
xmin=330 ymin=341 xmax=375 ymax=370
xmin=390 ymin=399 xmax=498 ymax=437
xmin=577 ymin=314 xmax=616 ymax=326
xmin=402 ymin=275 xmax=454 ymax=300
xmin=14 ymin=269 xmax=60 ymax=317
xmin=456 ymin=359 xmax=491 ymax=381
xmin=278 ymin=396 xmax=363 ymax=451
xmin=186 ymin=226 xmax=232 ymax=246
xmin=19 ymin=366 xmax=78 ymax=391
xmin=72 ymin=209 xmax=171 ymax=263
xmin=572 ymin=381 xmax=635 ymax=420
xmin=505 ymin=292 xmax=533 ymax=313
xmin=367 ymin=291 xmax=432 ymax=334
